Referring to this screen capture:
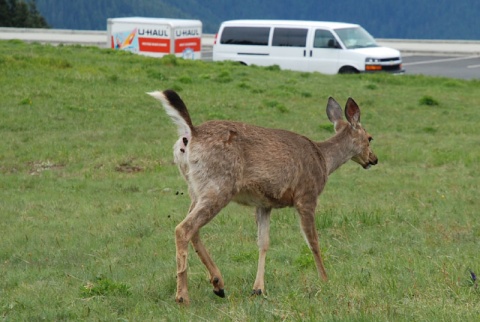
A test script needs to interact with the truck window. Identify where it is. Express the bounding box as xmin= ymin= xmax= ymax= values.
xmin=313 ymin=29 xmax=338 ymax=48
xmin=272 ymin=28 xmax=307 ymax=47
xmin=220 ymin=27 xmax=270 ymax=46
